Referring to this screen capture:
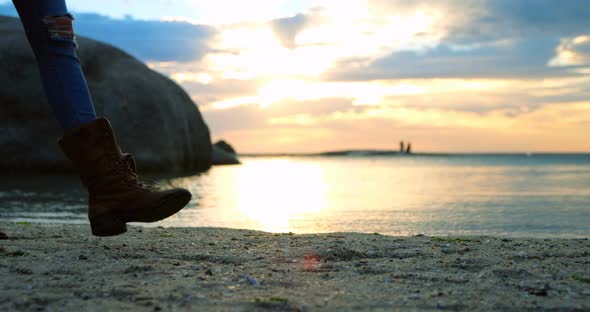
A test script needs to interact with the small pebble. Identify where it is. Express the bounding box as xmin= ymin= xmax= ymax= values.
xmin=78 ymin=255 xmax=88 ymax=260
xmin=246 ymin=276 xmax=260 ymax=286
xmin=0 ymin=231 xmax=8 ymax=240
